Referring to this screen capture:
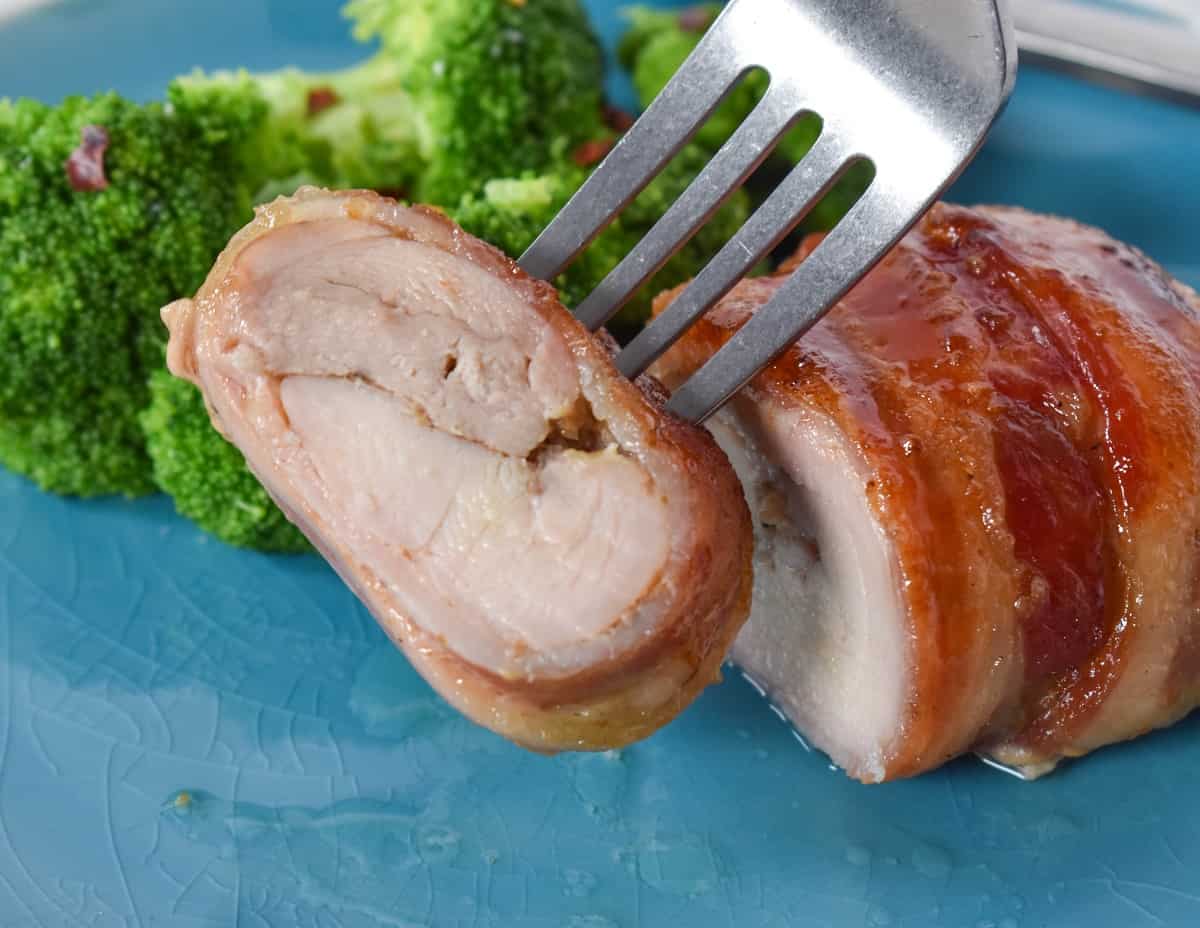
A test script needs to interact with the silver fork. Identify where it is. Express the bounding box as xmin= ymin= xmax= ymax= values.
xmin=519 ymin=0 xmax=1017 ymax=423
